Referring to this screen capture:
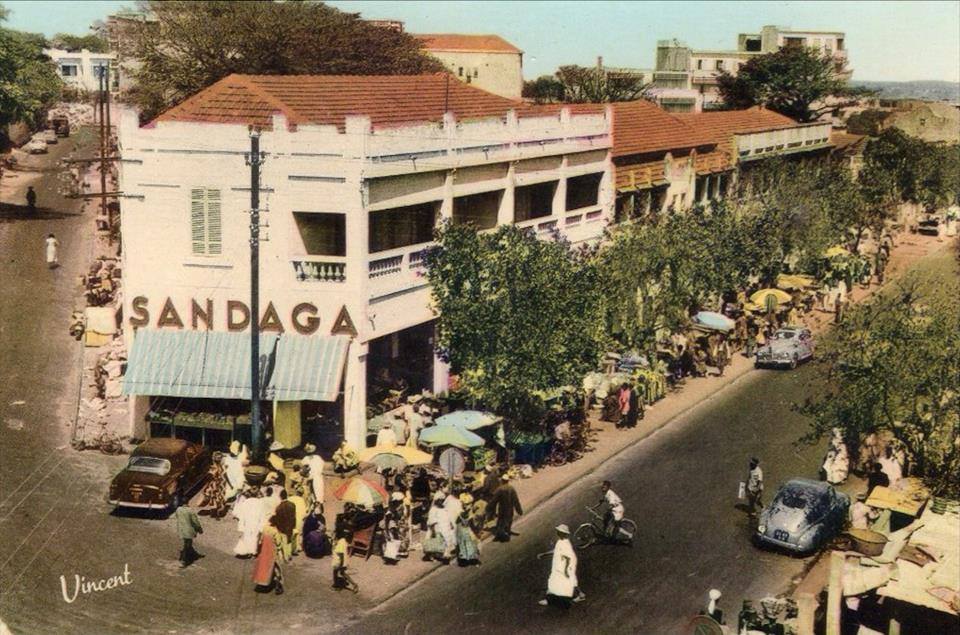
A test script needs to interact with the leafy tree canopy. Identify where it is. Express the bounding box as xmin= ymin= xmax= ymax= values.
xmin=1 ymin=5 xmax=62 ymax=140
xmin=717 ymin=46 xmax=870 ymax=122
xmin=798 ymin=260 xmax=960 ymax=496
xmin=49 ymin=32 xmax=109 ymax=53
xmin=523 ymin=66 xmax=650 ymax=104
xmin=426 ymin=223 xmax=608 ymax=428
xmin=127 ymin=0 xmax=444 ymax=121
